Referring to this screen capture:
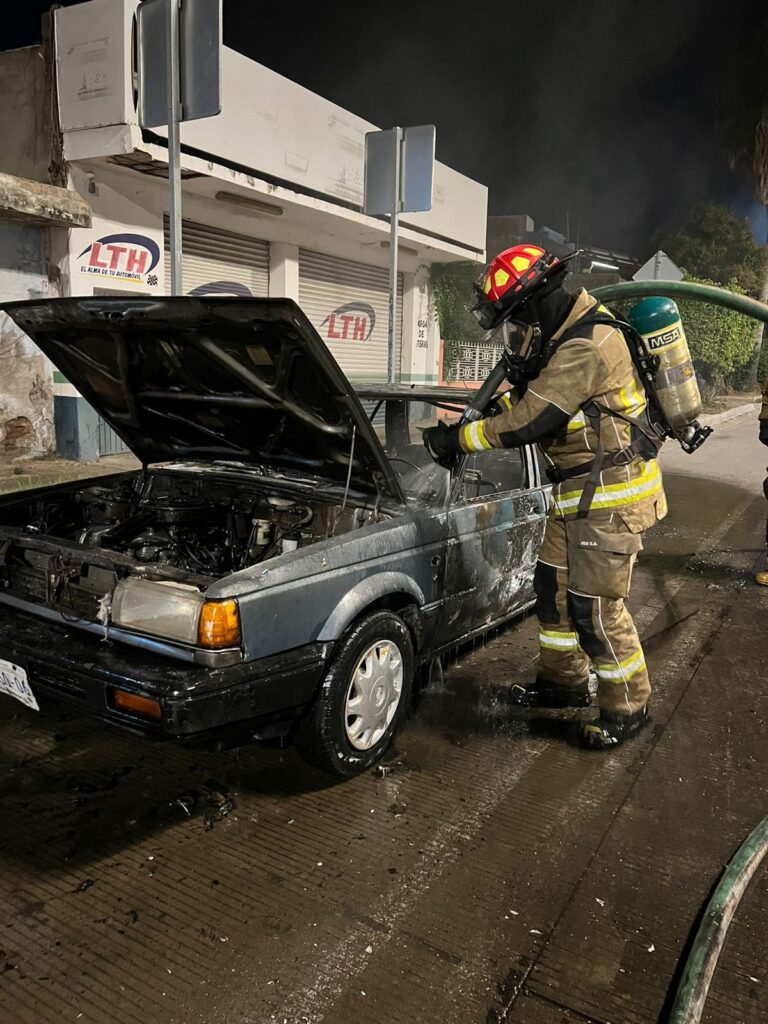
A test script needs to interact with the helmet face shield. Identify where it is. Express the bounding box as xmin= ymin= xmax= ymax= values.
xmin=471 ymin=298 xmax=500 ymax=331
xmin=471 ymin=268 xmax=503 ymax=330
xmin=494 ymin=319 xmax=536 ymax=359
